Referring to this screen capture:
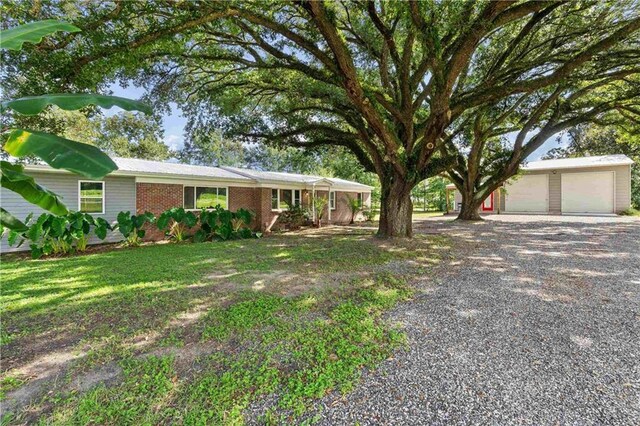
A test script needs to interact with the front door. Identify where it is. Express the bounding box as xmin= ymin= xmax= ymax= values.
xmin=482 ymin=192 xmax=494 ymax=212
